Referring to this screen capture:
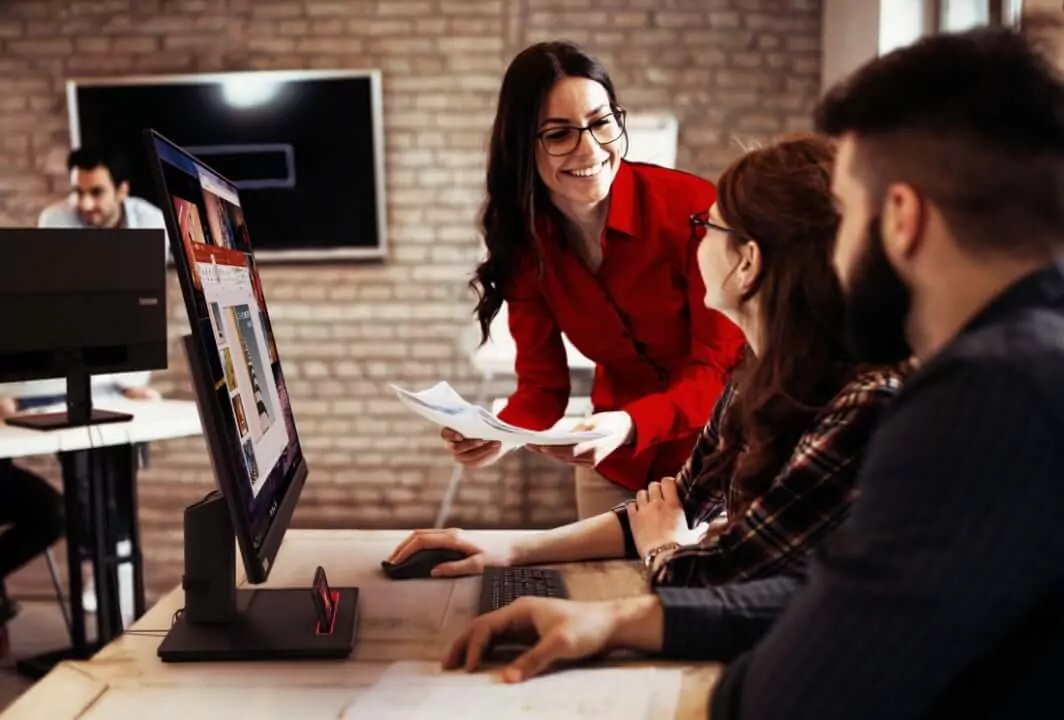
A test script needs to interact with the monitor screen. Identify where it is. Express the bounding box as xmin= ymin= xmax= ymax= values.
xmin=151 ymin=134 xmax=303 ymax=550
xmin=70 ymin=70 xmax=386 ymax=262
